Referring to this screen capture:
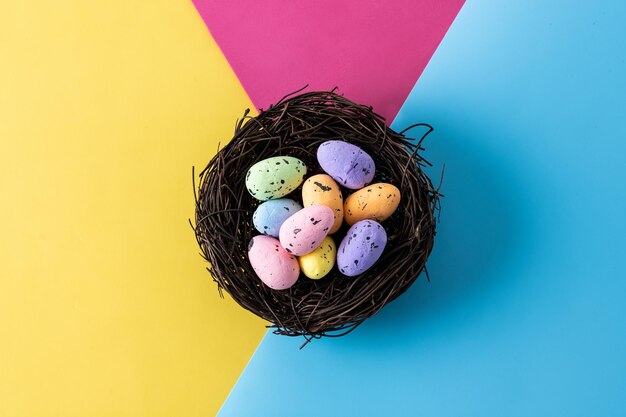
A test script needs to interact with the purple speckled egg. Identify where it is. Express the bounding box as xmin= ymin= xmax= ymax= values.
xmin=248 ymin=235 xmax=299 ymax=290
xmin=317 ymin=140 xmax=375 ymax=189
xmin=337 ymin=220 xmax=387 ymax=276
xmin=279 ymin=205 xmax=334 ymax=256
